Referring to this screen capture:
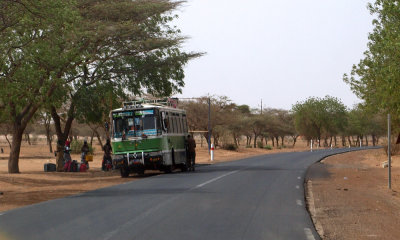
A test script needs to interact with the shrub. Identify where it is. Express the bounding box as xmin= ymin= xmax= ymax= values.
xmin=264 ymin=145 xmax=272 ymax=150
xmin=70 ymin=140 xmax=94 ymax=154
xmin=383 ymin=143 xmax=400 ymax=156
xmin=246 ymin=145 xmax=252 ymax=148
xmin=223 ymin=143 xmax=237 ymax=151
xmin=257 ymin=141 xmax=264 ymax=149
